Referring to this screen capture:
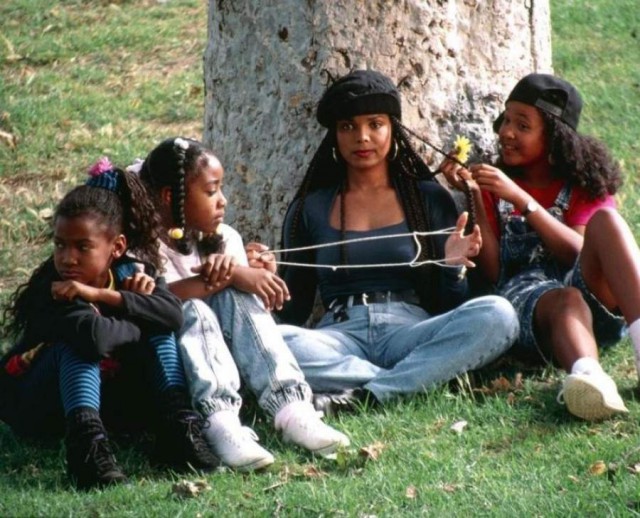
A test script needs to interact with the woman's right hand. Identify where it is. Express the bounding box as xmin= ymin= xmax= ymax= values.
xmin=191 ymin=254 xmax=237 ymax=290
xmin=233 ymin=267 xmax=290 ymax=311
